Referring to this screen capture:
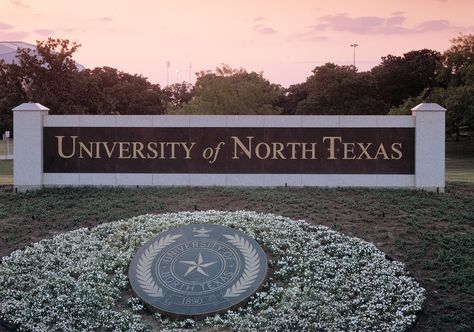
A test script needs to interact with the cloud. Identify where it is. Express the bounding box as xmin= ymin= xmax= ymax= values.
xmin=386 ymin=15 xmax=405 ymax=26
xmin=311 ymin=13 xmax=462 ymax=35
xmin=0 ymin=22 xmax=14 ymax=30
xmin=0 ymin=30 xmax=29 ymax=39
xmin=96 ymin=17 xmax=113 ymax=22
xmin=294 ymin=31 xmax=327 ymax=42
xmin=391 ymin=11 xmax=405 ymax=16
xmin=0 ymin=21 xmax=30 ymax=40
xmin=10 ymin=0 xmax=29 ymax=8
xmin=34 ymin=29 xmax=55 ymax=36
xmin=253 ymin=24 xmax=277 ymax=35
xmin=253 ymin=17 xmax=265 ymax=22
xmin=312 ymin=13 xmax=412 ymax=34
xmin=416 ymin=20 xmax=451 ymax=32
